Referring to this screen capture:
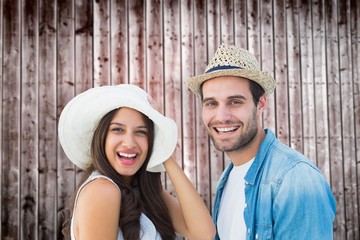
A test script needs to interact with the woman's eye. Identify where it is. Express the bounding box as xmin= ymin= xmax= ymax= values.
xmin=111 ymin=127 xmax=123 ymax=133
xmin=136 ymin=130 xmax=148 ymax=136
